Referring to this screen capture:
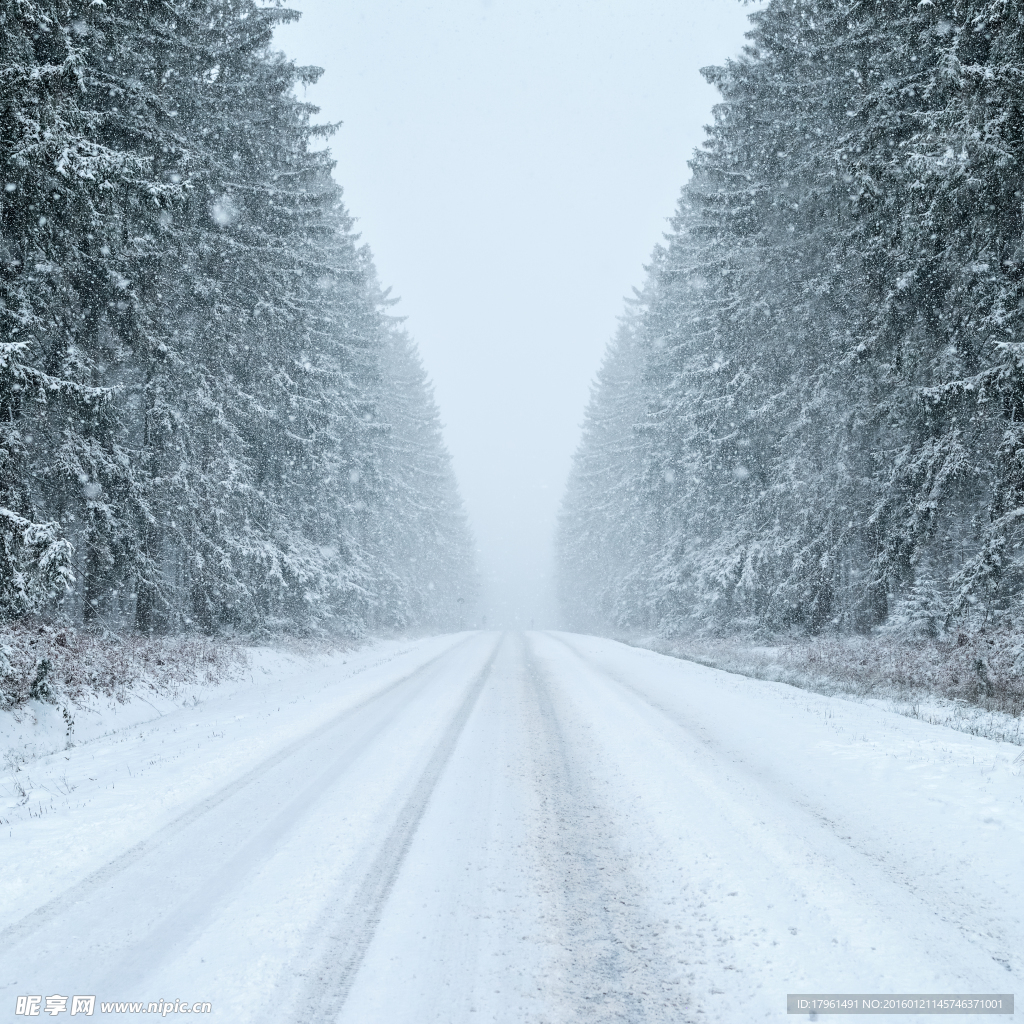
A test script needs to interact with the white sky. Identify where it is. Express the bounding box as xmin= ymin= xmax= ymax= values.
xmin=275 ymin=0 xmax=755 ymax=627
